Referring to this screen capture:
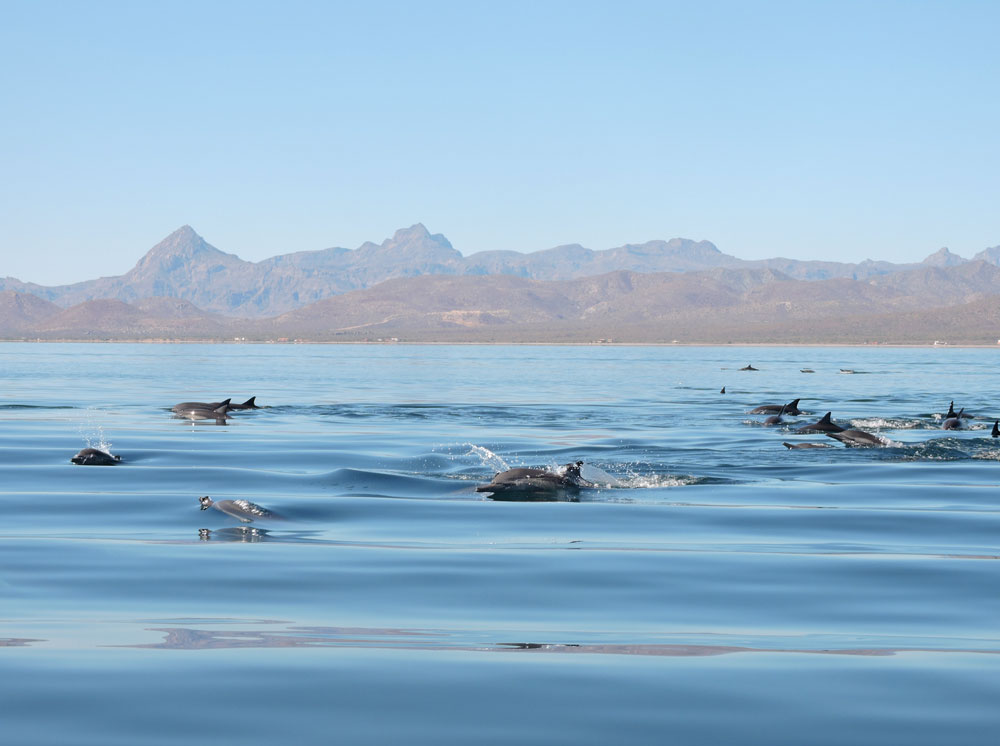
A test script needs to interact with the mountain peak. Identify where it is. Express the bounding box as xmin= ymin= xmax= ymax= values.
xmin=387 ymin=223 xmax=454 ymax=250
xmin=922 ymin=247 xmax=967 ymax=267
xmin=130 ymin=226 xmax=244 ymax=277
